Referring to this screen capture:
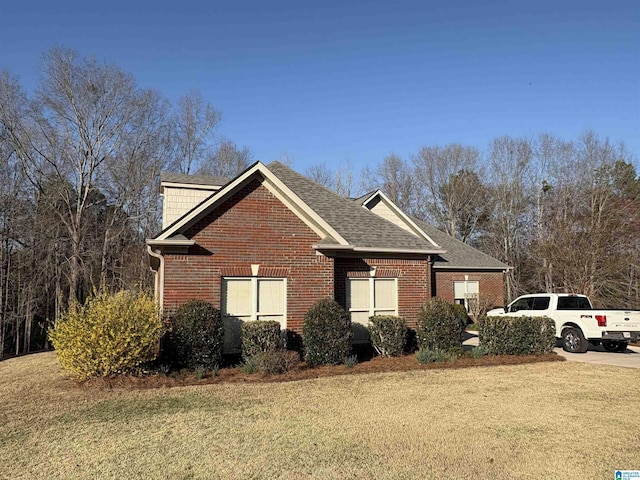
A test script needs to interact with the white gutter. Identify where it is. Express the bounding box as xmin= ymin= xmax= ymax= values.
xmin=313 ymin=244 xmax=446 ymax=255
xmin=146 ymin=239 xmax=196 ymax=247
xmin=146 ymin=245 xmax=164 ymax=311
